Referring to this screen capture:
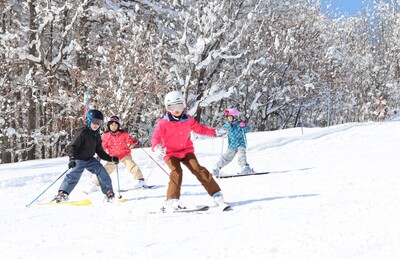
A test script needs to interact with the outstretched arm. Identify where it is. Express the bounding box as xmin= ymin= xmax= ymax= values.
xmin=190 ymin=117 xmax=217 ymax=137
